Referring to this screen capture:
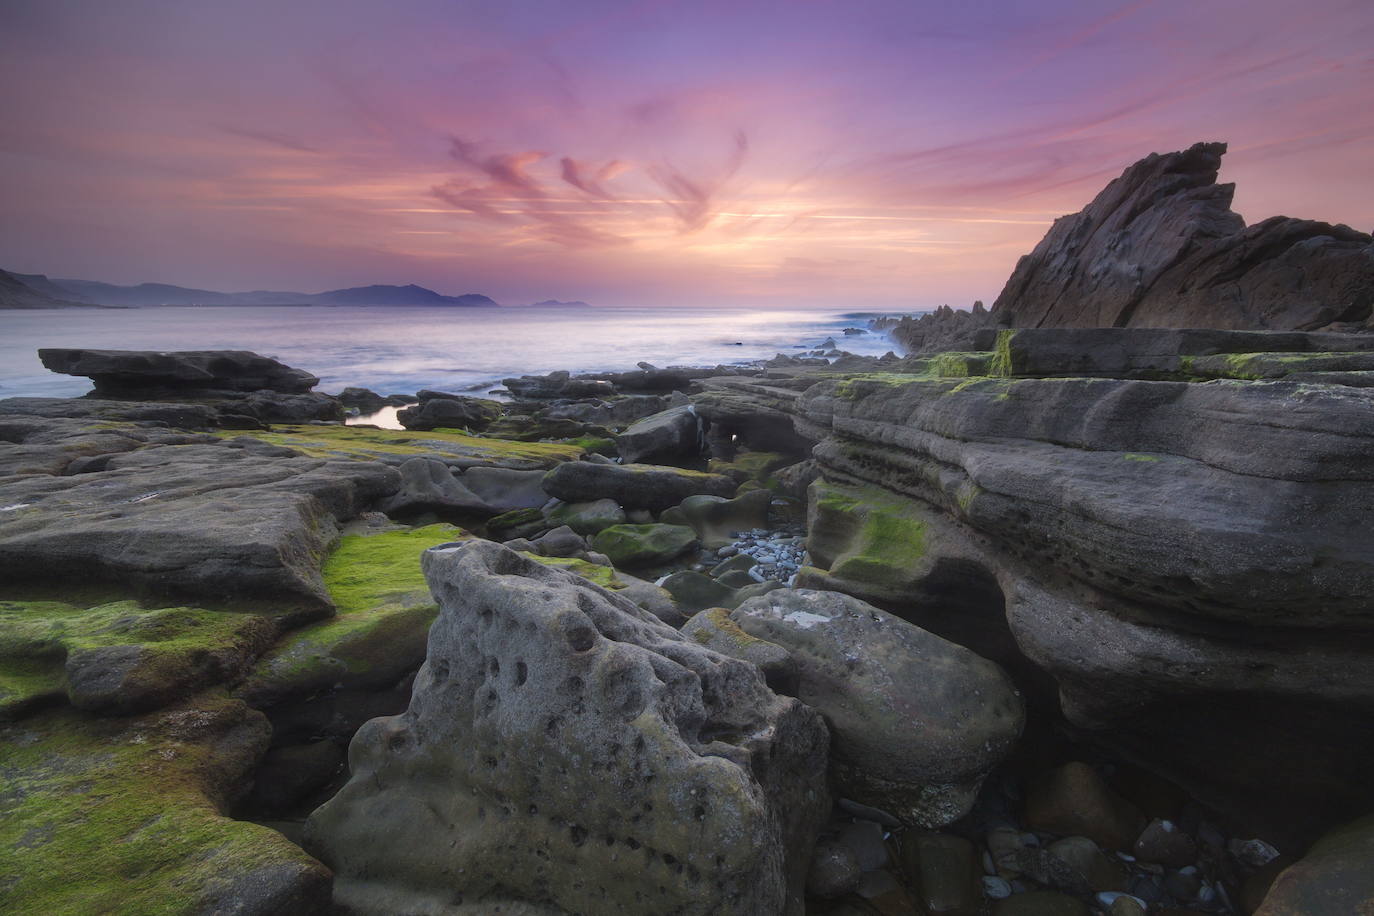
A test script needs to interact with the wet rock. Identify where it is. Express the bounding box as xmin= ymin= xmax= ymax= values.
xmin=460 ymin=466 xmax=549 ymax=512
xmin=542 ymin=460 xmax=737 ymax=511
xmin=661 ymin=571 xmax=780 ymax=614
xmin=730 ymin=589 xmax=1023 ymax=827
xmin=1046 ymin=836 xmax=1129 ymax=893
xmin=590 ymin=523 xmax=698 ymax=568
xmin=681 ymin=608 xmax=793 ymax=687
xmin=305 ymin=540 xmax=830 ymax=915
xmin=1024 ymin=762 xmax=1146 ymax=852
xmin=1133 ymin=818 xmax=1198 ymax=868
